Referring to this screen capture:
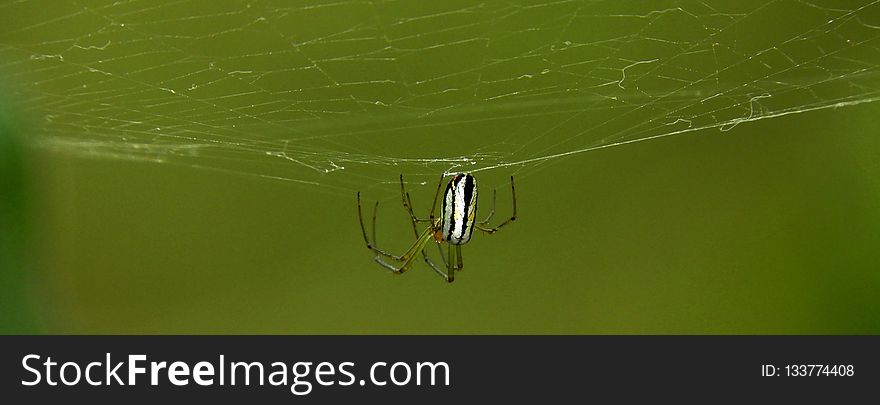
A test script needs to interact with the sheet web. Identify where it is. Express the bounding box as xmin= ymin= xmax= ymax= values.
xmin=1 ymin=0 xmax=879 ymax=196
